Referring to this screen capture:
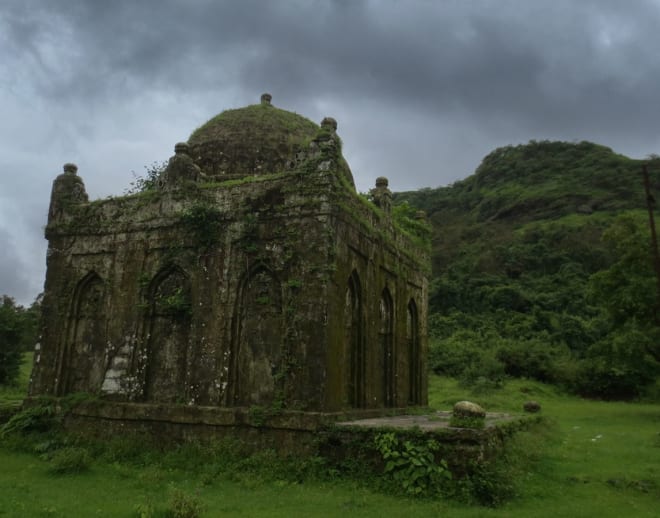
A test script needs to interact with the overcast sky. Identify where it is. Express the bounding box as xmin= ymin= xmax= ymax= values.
xmin=2 ymin=0 xmax=660 ymax=305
